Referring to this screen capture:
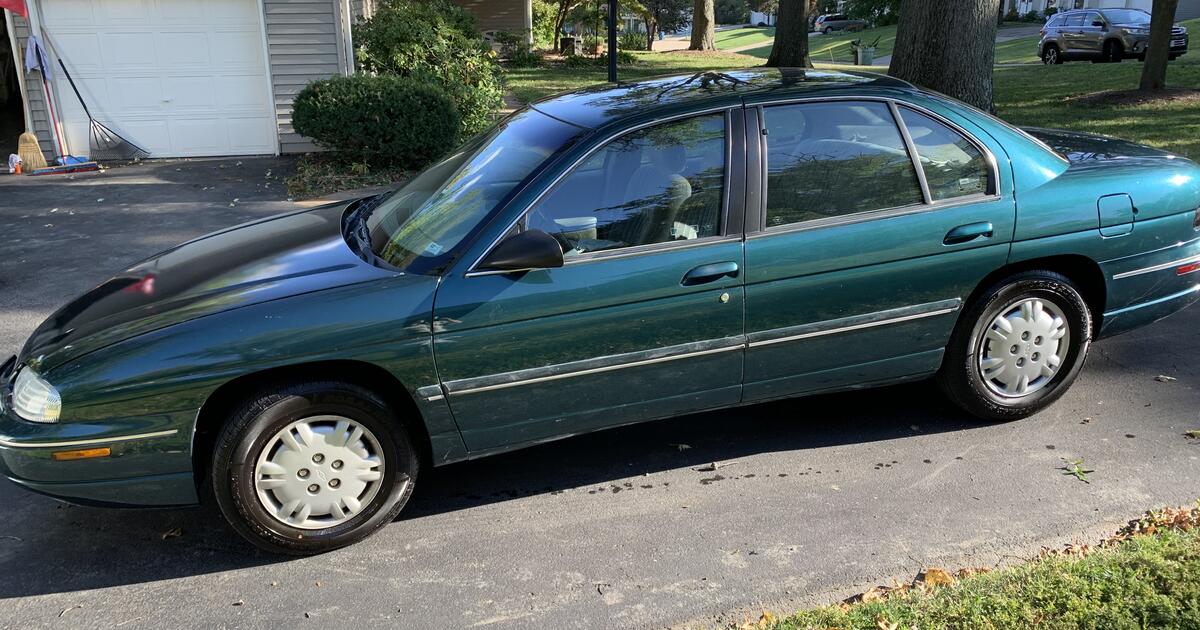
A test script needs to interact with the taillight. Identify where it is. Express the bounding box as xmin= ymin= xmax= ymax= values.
xmin=1176 ymin=262 xmax=1200 ymax=275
